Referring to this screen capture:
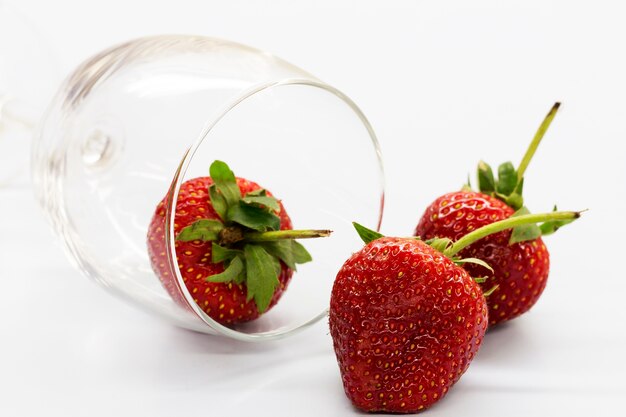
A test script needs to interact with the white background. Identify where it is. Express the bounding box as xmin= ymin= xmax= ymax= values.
xmin=1 ymin=0 xmax=625 ymax=415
